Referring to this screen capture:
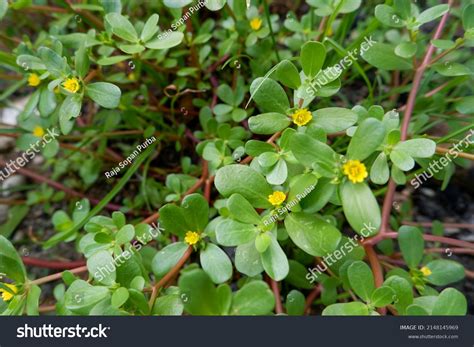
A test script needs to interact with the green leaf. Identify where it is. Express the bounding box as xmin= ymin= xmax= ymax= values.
xmin=248 ymin=113 xmax=291 ymax=135
xmin=406 ymin=304 xmax=429 ymax=316
xmin=300 ymin=178 xmax=335 ymax=213
xmin=462 ymin=4 xmax=474 ymax=30
xmin=312 ymin=107 xmax=358 ymax=133
xmin=87 ymin=250 xmax=116 ymax=285
xmin=255 ymin=233 xmax=272 ymax=253
xmin=145 ymin=32 xmax=184 ymax=49
xmin=431 ymin=288 xmax=467 ymax=316
xmin=86 ymin=82 xmax=121 ymax=109
xmin=17 ymin=55 xmax=46 ymax=71
xmin=75 ymin=45 xmax=90 ymax=78
xmin=374 ymin=5 xmax=405 ymax=27
xmin=361 ymin=43 xmax=412 ymax=70
xmin=394 ymin=0 xmax=412 ymax=19
xmin=341 ymin=181 xmax=381 ymax=237
xmin=249 ymin=78 xmax=290 ymax=114
xmin=347 ymin=118 xmax=385 ymax=161
xmin=0 ymin=0 xmax=8 ymax=20
xmin=158 ymin=204 xmax=189 ymax=237
xmin=287 ymin=260 xmax=314 ymax=289
xmin=153 ymin=294 xmax=184 ymax=315
xmin=370 ymin=152 xmax=390 ymax=185
xmin=434 ymin=62 xmax=472 ymax=76
xmin=60 ymin=95 xmax=82 ymax=121
xmin=216 ymin=219 xmax=259 ymax=246
xmin=398 ymin=226 xmax=424 ymax=268
xmin=384 ymin=275 xmax=413 ymax=314
xmin=38 ymin=47 xmax=69 ymax=78
xmin=286 ymin=290 xmax=305 ymax=315
xmin=115 ymin=224 xmax=135 ymax=245
xmin=118 ymin=44 xmax=145 ymax=54
xmin=111 ymin=287 xmax=129 ymax=308
xmin=178 ymin=269 xmax=221 ymax=315
xmin=272 ymin=60 xmax=301 ymax=89
xmin=97 ymin=55 xmax=132 ymax=66
xmin=258 ymin=152 xmax=279 ymax=168
xmin=455 ymin=96 xmax=474 ymax=114
xmin=105 ymin=13 xmax=138 ymax=42
xmin=231 ymin=281 xmax=275 ymax=315
xmin=163 ymin=0 xmax=192 ymax=8
xmin=290 ymin=133 xmax=338 ymax=177
xmin=39 ymin=87 xmax=57 ymax=117
xmin=0 ymin=205 xmax=29 ymax=238
xmin=152 ymin=242 xmax=189 ymax=278
xmin=141 ymin=14 xmax=159 ymax=42
xmin=267 ymin=159 xmax=288 ymax=185
xmin=227 ymin=194 xmax=261 ymax=225
xmin=216 ymin=84 xmax=234 ymax=105
xmin=394 ymin=139 xmax=436 ymax=158
xmin=200 ymin=243 xmax=232 ymax=284
xmin=390 ymin=148 xmax=414 ymax=171
xmin=284 ymin=212 xmax=341 ymax=256
xmin=65 ymin=280 xmax=110 ymax=314
xmin=26 ymin=285 xmax=41 ymax=316
xmin=395 ymin=42 xmax=417 ymax=58
xmin=322 ymin=302 xmax=369 ymax=316
xmin=0 ymin=235 xmax=26 ymax=283
xmin=260 ymin=234 xmax=289 ymax=281
xmin=300 ymin=41 xmax=326 ymax=78
xmin=182 ymin=193 xmax=209 ymax=232
xmin=416 ymin=4 xmax=449 ymax=26
xmin=215 ymin=164 xmax=272 ymax=208
xmin=347 ymin=261 xmax=375 ymax=302
xmin=235 ymin=241 xmax=264 ymax=277
xmin=425 ymin=259 xmax=465 ymax=286
xmin=371 ymin=286 xmax=395 ymax=308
